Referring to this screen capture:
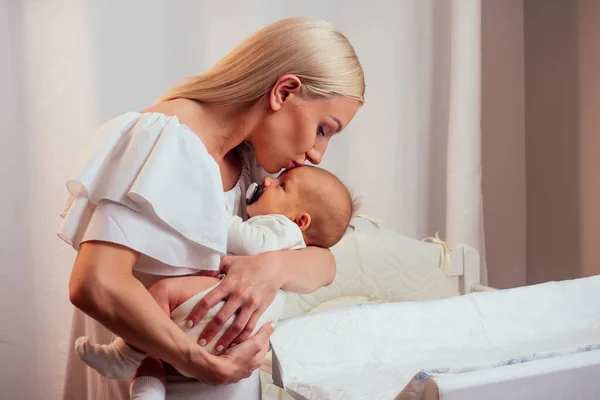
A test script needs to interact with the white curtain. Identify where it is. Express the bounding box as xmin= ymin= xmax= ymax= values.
xmin=0 ymin=1 xmax=484 ymax=398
